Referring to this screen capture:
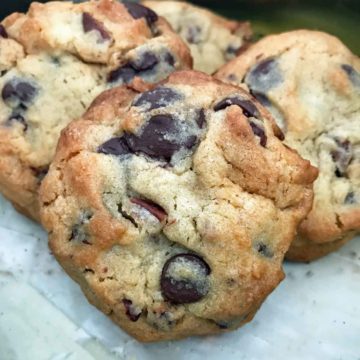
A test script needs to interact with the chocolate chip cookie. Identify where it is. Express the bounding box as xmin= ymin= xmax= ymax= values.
xmin=216 ymin=30 xmax=360 ymax=261
xmin=143 ymin=1 xmax=252 ymax=74
xmin=0 ymin=0 xmax=191 ymax=221
xmin=40 ymin=71 xmax=317 ymax=341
